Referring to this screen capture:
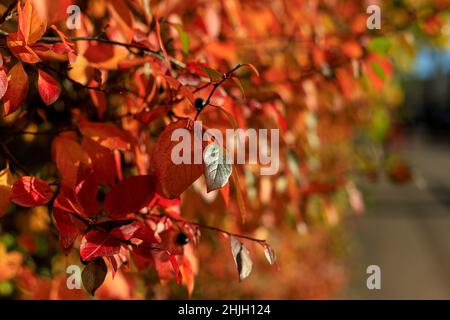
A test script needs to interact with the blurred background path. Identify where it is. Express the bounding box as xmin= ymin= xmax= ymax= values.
xmin=345 ymin=131 xmax=450 ymax=299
